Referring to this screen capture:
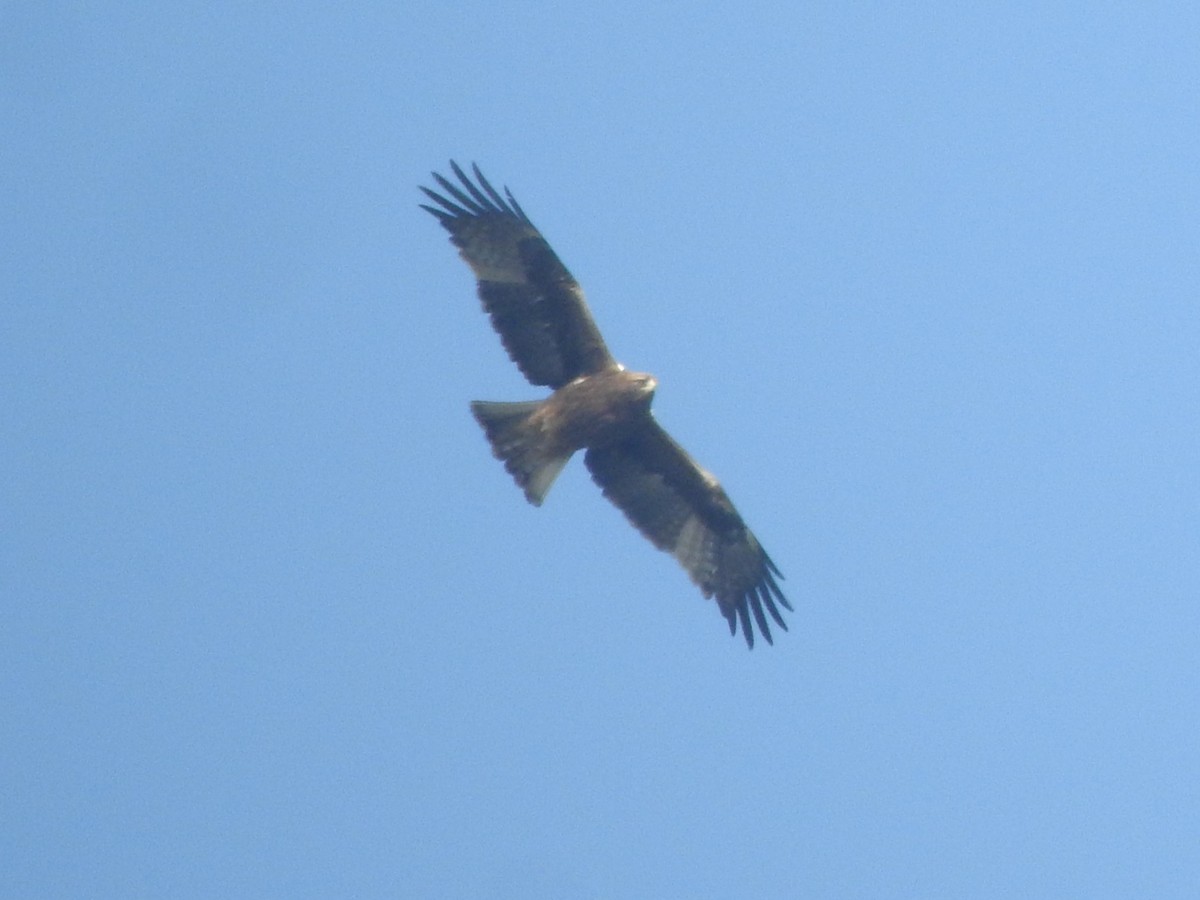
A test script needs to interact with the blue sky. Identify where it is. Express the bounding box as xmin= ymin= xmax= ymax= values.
xmin=4 ymin=3 xmax=1198 ymax=897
